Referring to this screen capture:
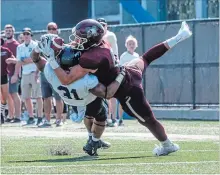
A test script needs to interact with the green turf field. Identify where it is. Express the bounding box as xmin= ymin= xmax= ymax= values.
xmin=1 ymin=120 xmax=219 ymax=174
